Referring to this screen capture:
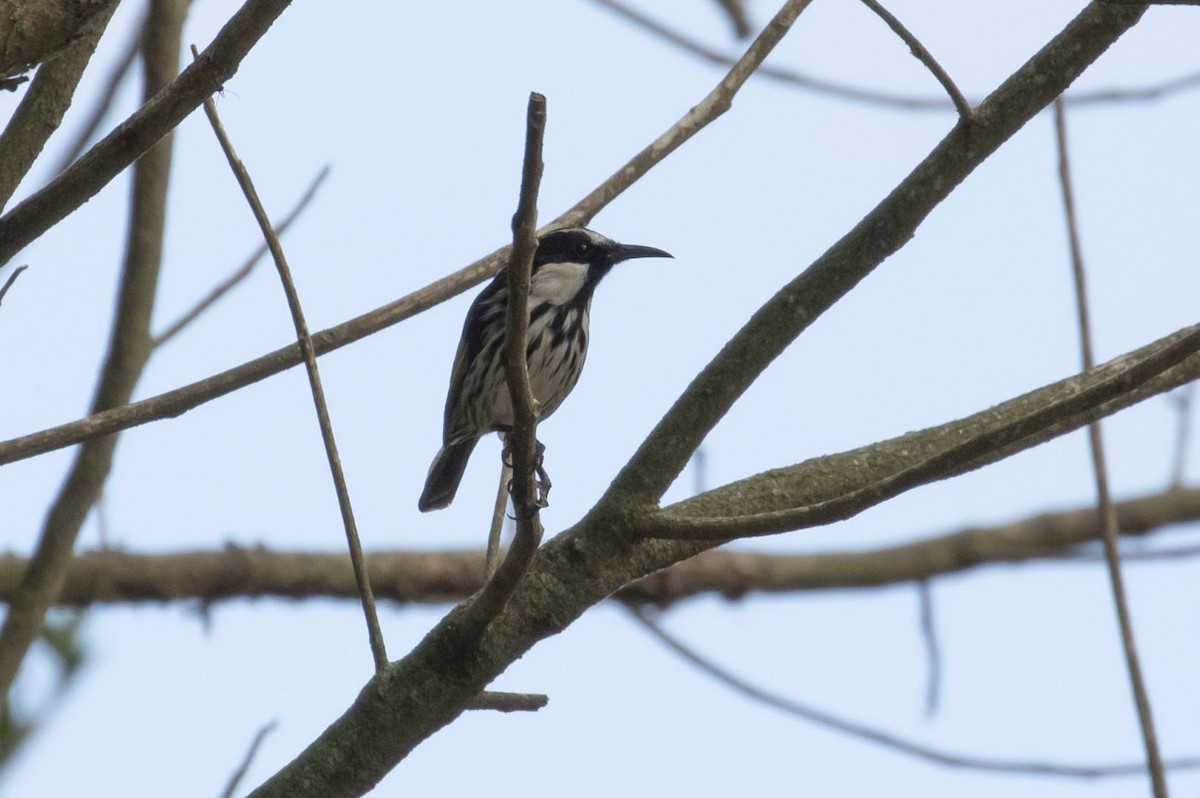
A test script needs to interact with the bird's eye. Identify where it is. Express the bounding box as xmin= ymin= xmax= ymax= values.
xmin=574 ymin=242 xmax=591 ymax=258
